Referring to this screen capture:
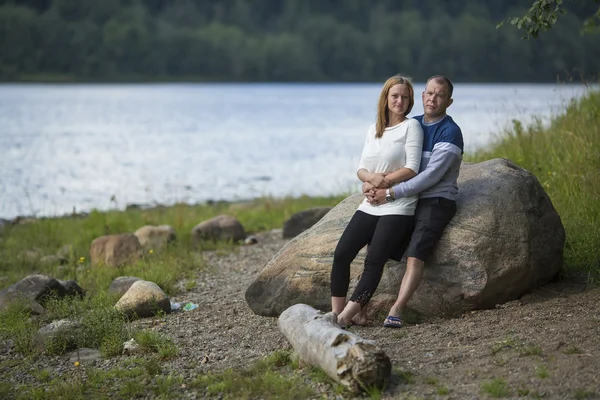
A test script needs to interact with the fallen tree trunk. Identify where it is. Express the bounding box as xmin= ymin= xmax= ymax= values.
xmin=278 ymin=303 xmax=391 ymax=393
